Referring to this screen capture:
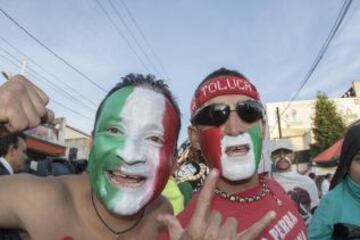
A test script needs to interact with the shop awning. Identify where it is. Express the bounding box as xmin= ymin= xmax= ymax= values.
xmin=25 ymin=135 xmax=66 ymax=157
xmin=313 ymin=139 xmax=344 ymax=162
